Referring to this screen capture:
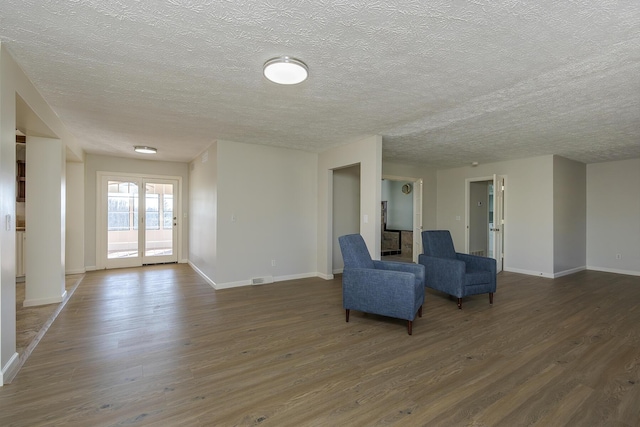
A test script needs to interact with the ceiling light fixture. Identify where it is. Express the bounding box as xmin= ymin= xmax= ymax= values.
xmin=263 ymin=56 xmax=308 ymax=85
xmin=134 ymin=146 xmax=157 ymax=154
